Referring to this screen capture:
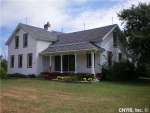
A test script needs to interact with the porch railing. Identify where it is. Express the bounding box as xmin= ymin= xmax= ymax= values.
xmin=44 ymin=65 xmax=52 ymax=73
